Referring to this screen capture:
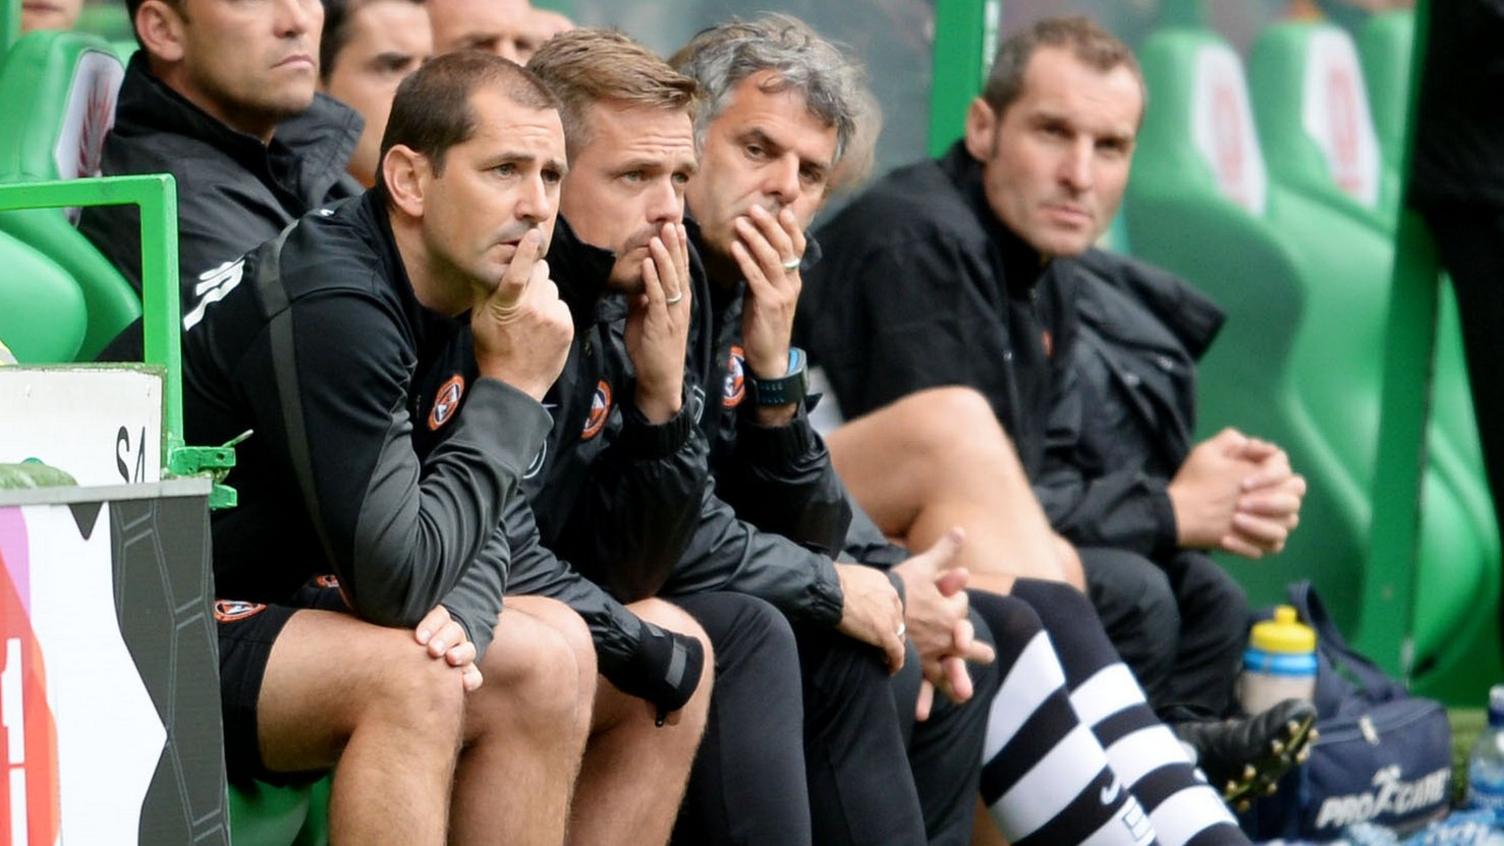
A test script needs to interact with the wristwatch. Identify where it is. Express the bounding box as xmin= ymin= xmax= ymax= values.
xmin=746 ymin=346 xmax=808 ymax=407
